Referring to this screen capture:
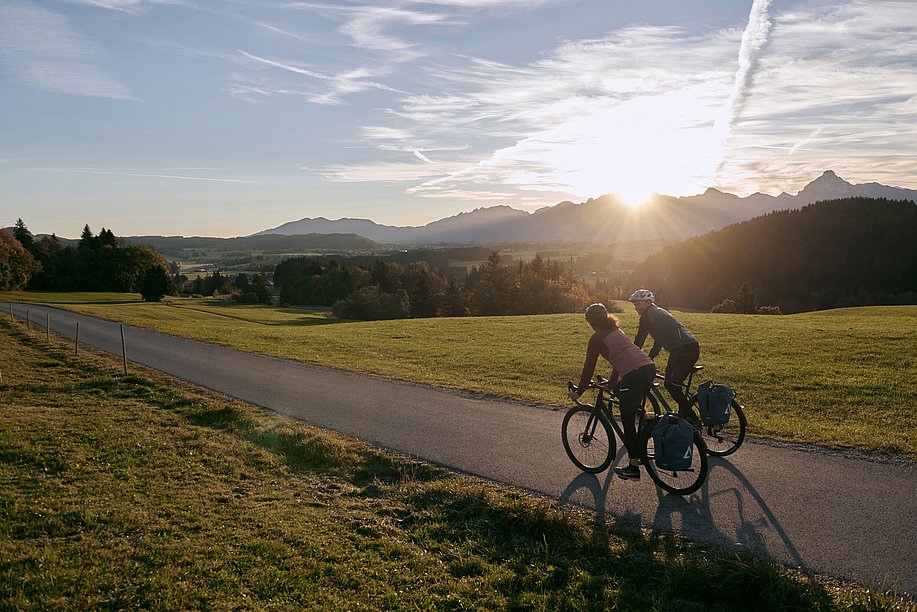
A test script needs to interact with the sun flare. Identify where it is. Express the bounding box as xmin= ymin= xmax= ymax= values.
xmin=496 ymin=89 xmax=726 ymax=205
xmin=615 ymin=187 xmax=655 ymax=208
